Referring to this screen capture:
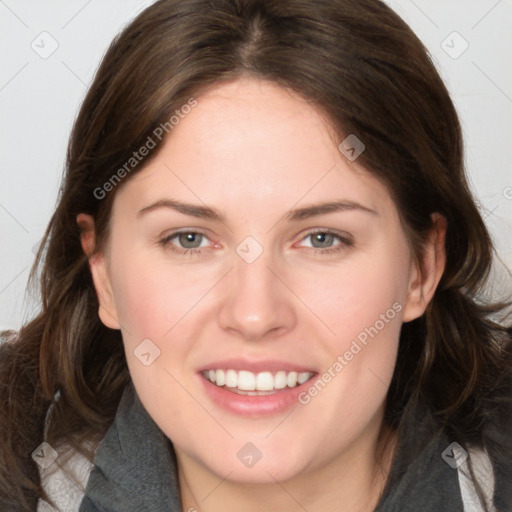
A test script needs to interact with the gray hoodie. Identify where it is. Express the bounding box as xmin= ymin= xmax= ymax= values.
xmin=37 ymin=381 xmax=499 ymax=511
